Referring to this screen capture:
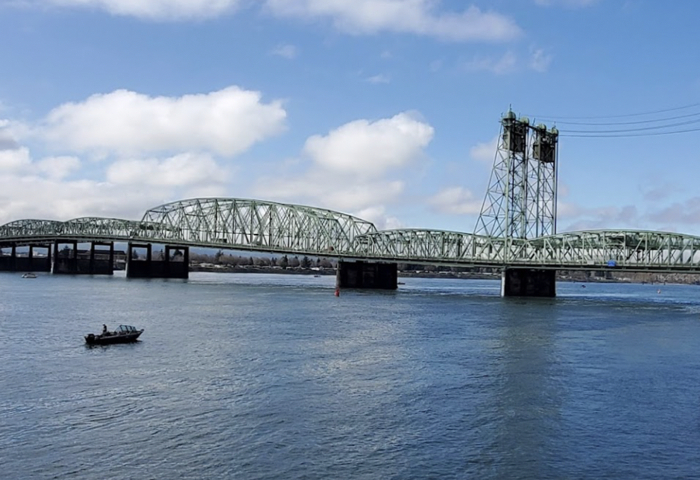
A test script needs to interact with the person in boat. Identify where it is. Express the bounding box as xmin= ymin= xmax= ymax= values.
xmin=102 ymin=324 xmax=108 ymax=335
